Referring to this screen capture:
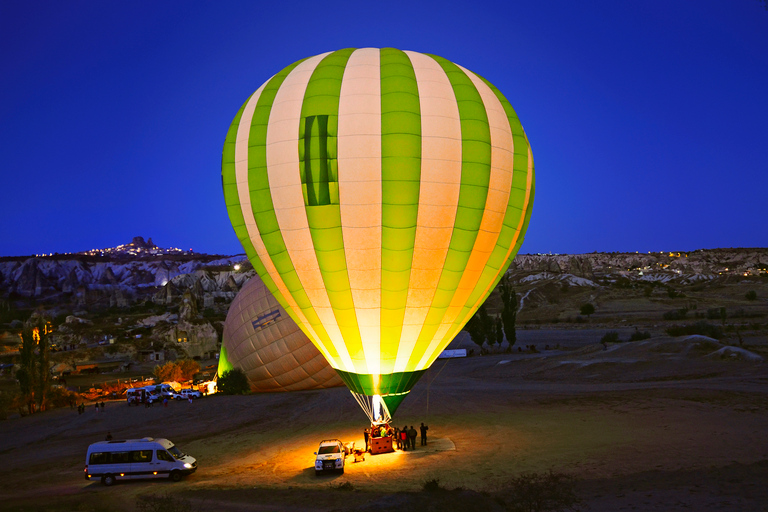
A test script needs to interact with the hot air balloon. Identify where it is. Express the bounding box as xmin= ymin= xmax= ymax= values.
xmin=219 ymin=274 xmax=344 ymax=392
xmin=221 ymin=48 xmax=534 ymax=423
